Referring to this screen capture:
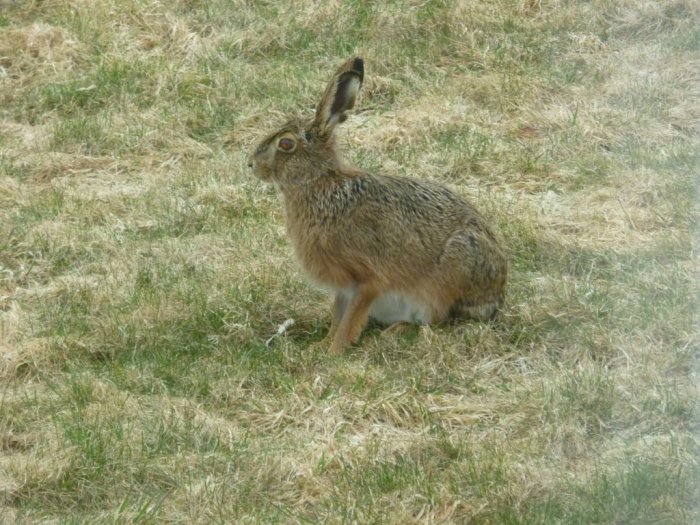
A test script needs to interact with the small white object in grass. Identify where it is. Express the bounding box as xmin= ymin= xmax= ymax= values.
xmin=266 ymin=318 xmax=295 ymax=346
